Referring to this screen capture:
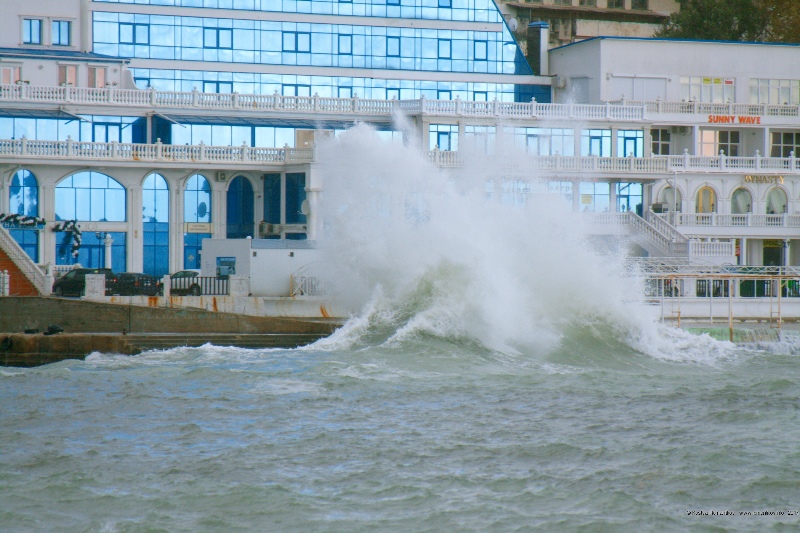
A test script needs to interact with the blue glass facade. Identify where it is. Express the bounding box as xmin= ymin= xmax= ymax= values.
xmin=143 ymin=173 xmax=170 ymax=277
xmin=91 ymin=0 xmax=503 ymax=22
xmin=93 ymin=13 xmax=525 ymax=75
